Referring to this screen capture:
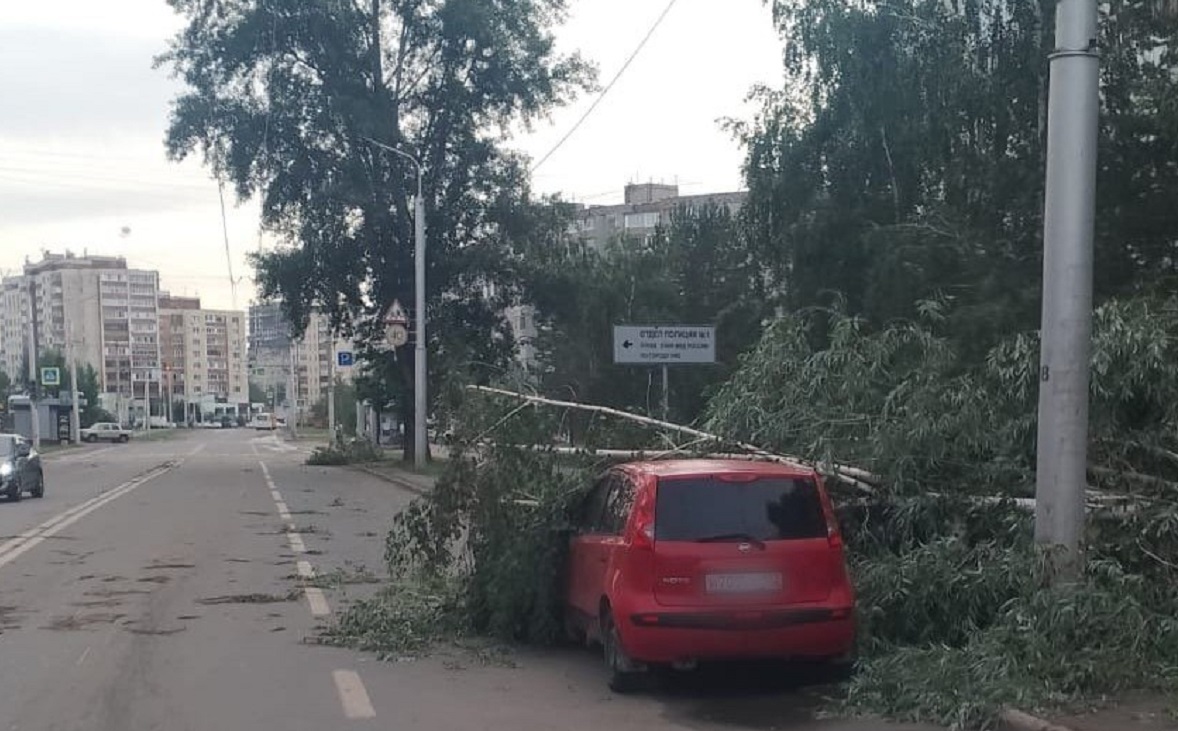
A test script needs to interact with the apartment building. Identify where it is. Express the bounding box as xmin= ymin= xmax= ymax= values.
xmin=0 ymin=253 xmax=149 ymax=396
xmin=159 ymin=294 xmax=248 ymax=415
xmin=247 ymin=302 xmax=352 ymax=411
xmin=575 ymin=182 xmax=747 ymax=250
xmin=0 ymin=277 xmax=28 ymax=381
